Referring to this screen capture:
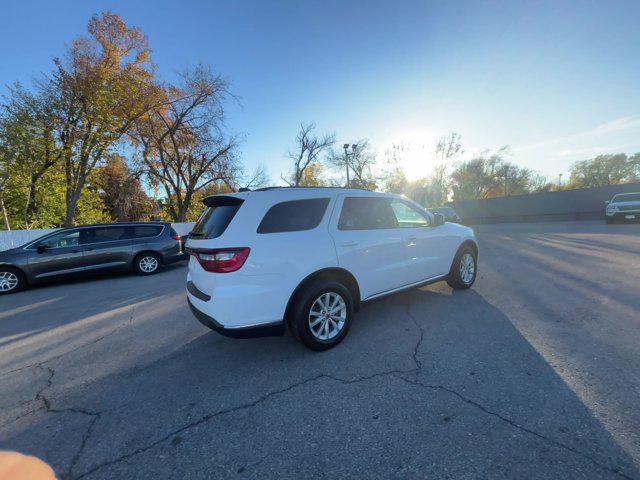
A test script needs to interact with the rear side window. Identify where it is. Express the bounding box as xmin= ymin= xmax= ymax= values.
xmin=338 ymin=197 xmax=398 ymax=230
xmin=131 ymin=225 xmax=163 ymax=238
xmin=257 ymin=198 xmax=330 ymax=234
xmin=81 ymin=227 xmax=128 ymax=244
xmin=191 ymin=204 xmax=242 ymax=239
